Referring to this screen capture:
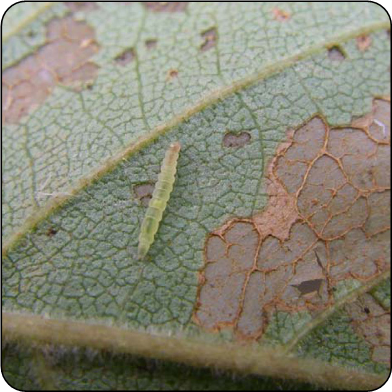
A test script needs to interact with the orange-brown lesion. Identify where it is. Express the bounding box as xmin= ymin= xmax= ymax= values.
xmin=194 ymin=99 xmax=391 ymax=345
